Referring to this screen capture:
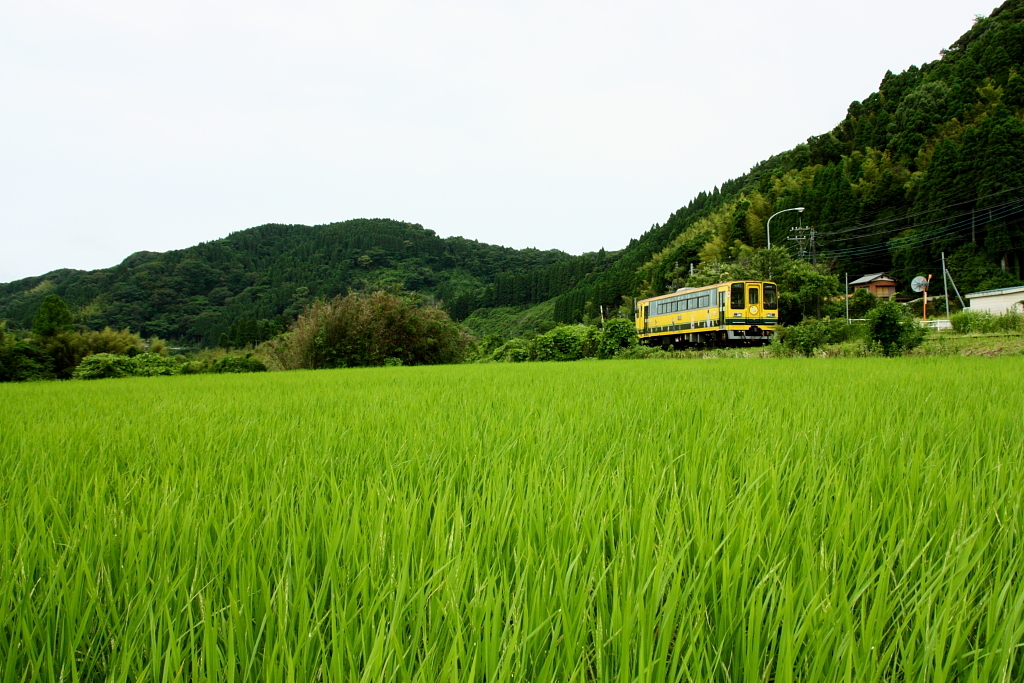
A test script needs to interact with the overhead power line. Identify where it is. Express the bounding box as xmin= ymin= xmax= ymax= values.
xmin=815 ymin=199 xmax=1024 ymax=259
xmin=812 ymin=183 xmax=1024 ymax=238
